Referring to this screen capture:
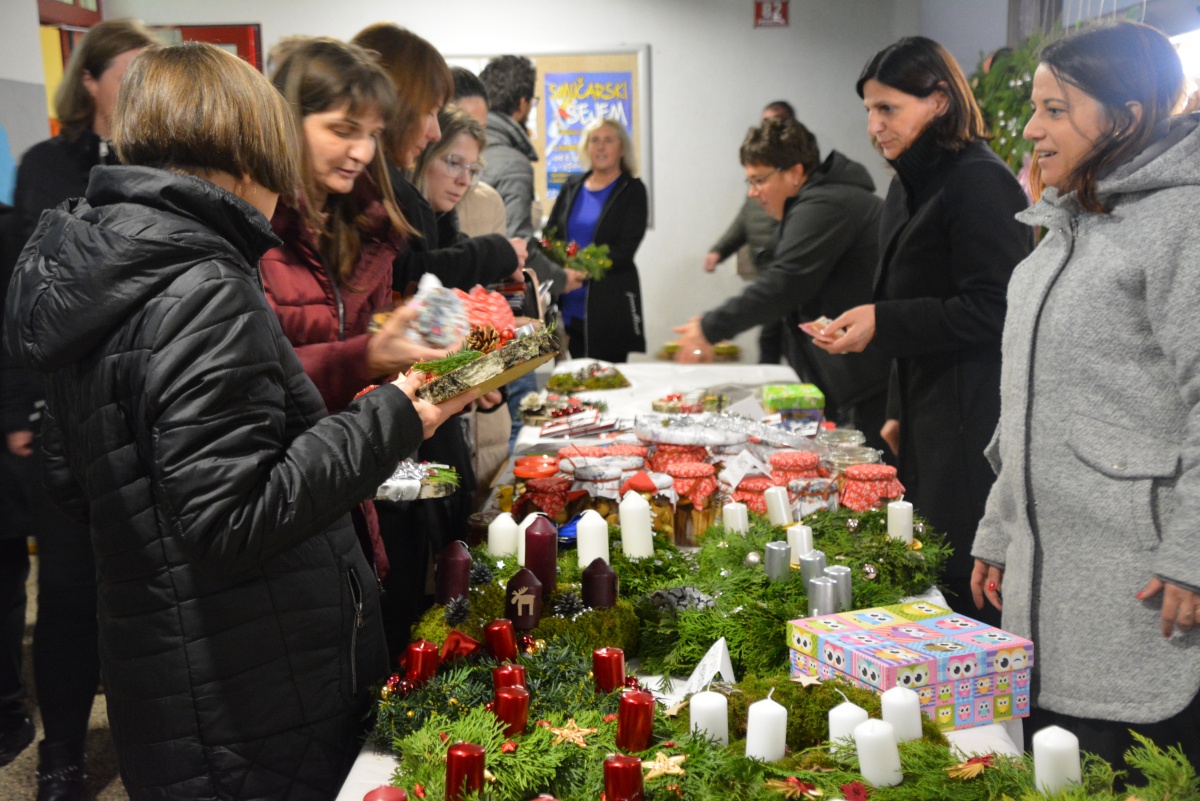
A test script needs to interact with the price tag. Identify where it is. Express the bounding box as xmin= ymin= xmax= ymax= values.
xmin=677 ymin=637 xmax=738 ymax=699
xmin=720 ymin=449 xmax=771 ymax=491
